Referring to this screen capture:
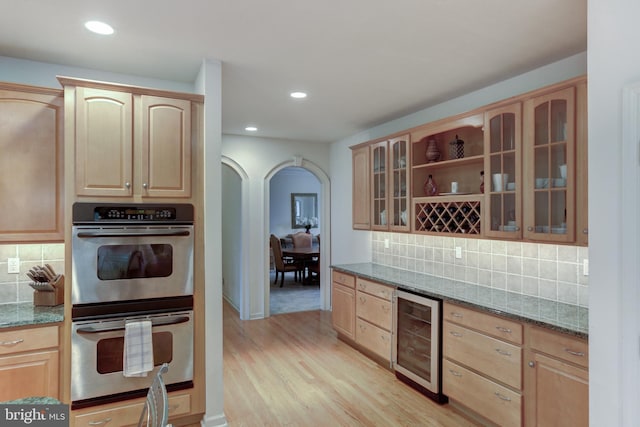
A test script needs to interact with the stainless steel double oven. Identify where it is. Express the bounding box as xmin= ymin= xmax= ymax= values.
xmin=70 ymin=203 xmax=195 ymax=409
